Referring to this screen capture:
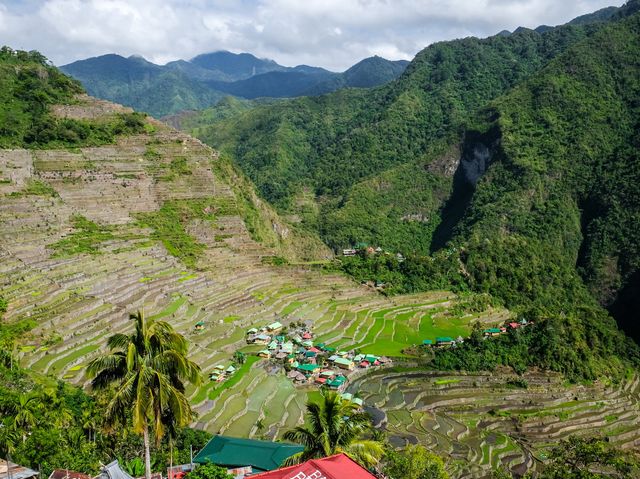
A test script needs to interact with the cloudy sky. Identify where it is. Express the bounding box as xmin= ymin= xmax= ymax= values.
xmin=0 ymin=0 xmax=623 ymax=71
